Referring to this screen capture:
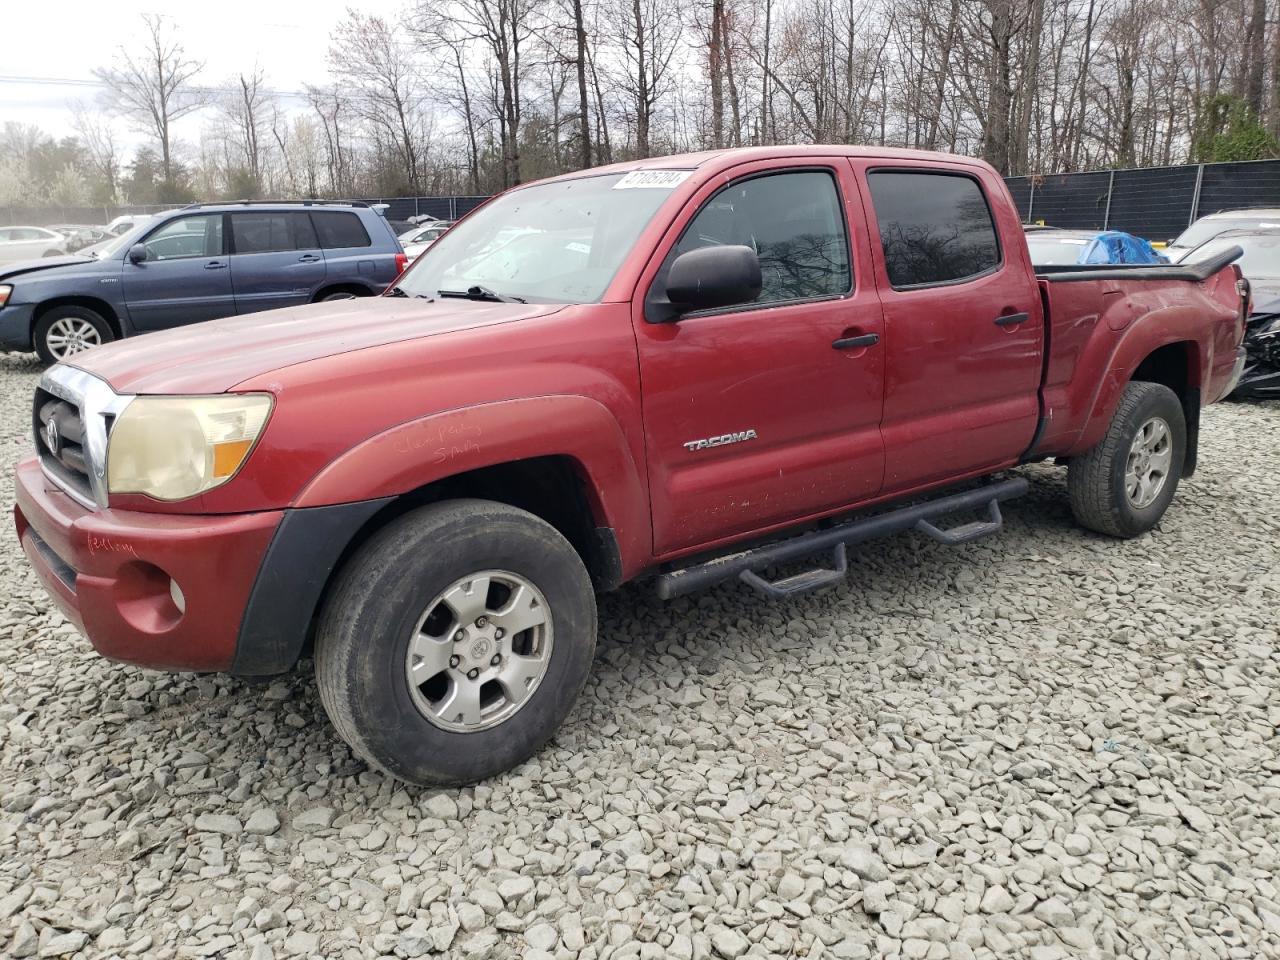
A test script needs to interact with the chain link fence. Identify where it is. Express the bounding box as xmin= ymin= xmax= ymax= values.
xmin=1005 ymin=158 xmax=1280 ymax=241
xmin=8 ymin=159 xmax=1280 ymax=242
xmin=0 ymin=196 xmax=492 ymax=229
